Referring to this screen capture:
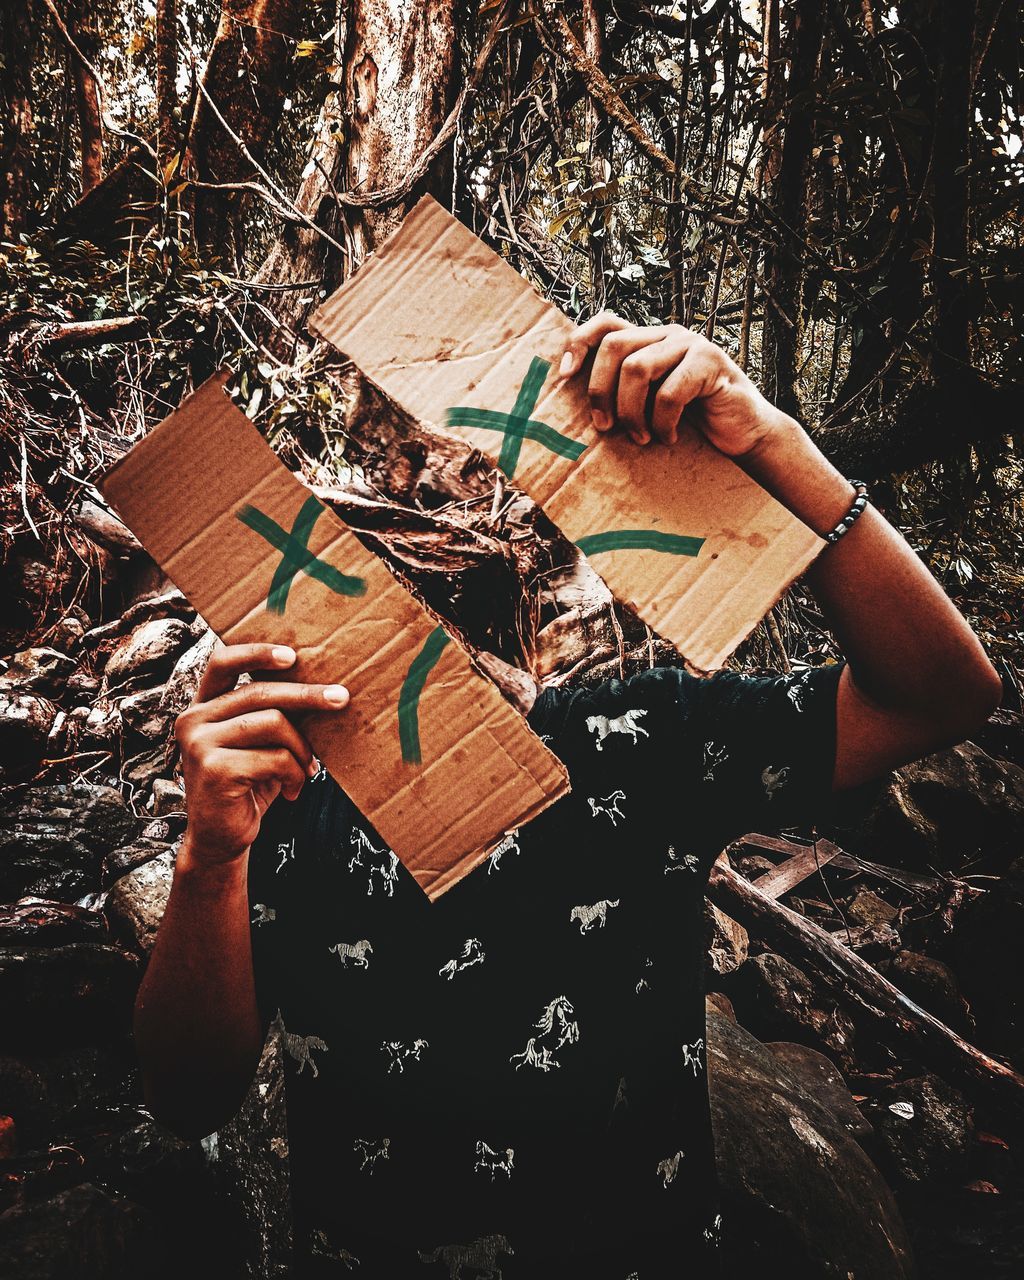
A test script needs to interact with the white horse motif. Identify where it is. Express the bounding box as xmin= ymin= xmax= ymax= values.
xmin=656 ymin=1150 xmax=684 ymax=1188
xmin=702 ymin=741 xmax=728 ymax=782
xmin=569 ymin=898 xmax=620 ymax=934
xmin=329 ymin=939 xmax=373 ymax=968
xmin=310 ymin=1230 xmax=359 ymax=1268
xmin=486 ymin=831 xmax=521 ymax=875
xmin=761 ymin=763 xmax=790 ymax=799
xmin=510 ymin=995 xmax=579 ymax=1070
xmin=353 ymin=1136 xmax=389 ymax=1172
xmin=381 ymin=1038 xmax=429 ymax=1073
xmin=251 ymin=902 xmax=276 ymax=925
xmin=348 ymin=828 xmax=401 ymax=896
xmin=275 ymin=838 xmax=295 ymax=874
xmin=587 ymin=790 xmax=626 ymax=825
xmin=474 ymin=1141 xmax=514 ymax=1181
xmin=278 ymin=1017 xmax=328 ymax=1078
xmin=703 ymin=1212 xmax=723 ymax=1247
xmin=681 ymin=1037 xmax=705 ymax=1077
xmin=785 ymin=670 xmax=813 ymax=711
xmin=665 ymin=846 xmax=700 ymax=875
xmin=439 ymin=937 xmax=485 ymax=980
xmin=585 ymin=708 xmax=649 ymax=751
